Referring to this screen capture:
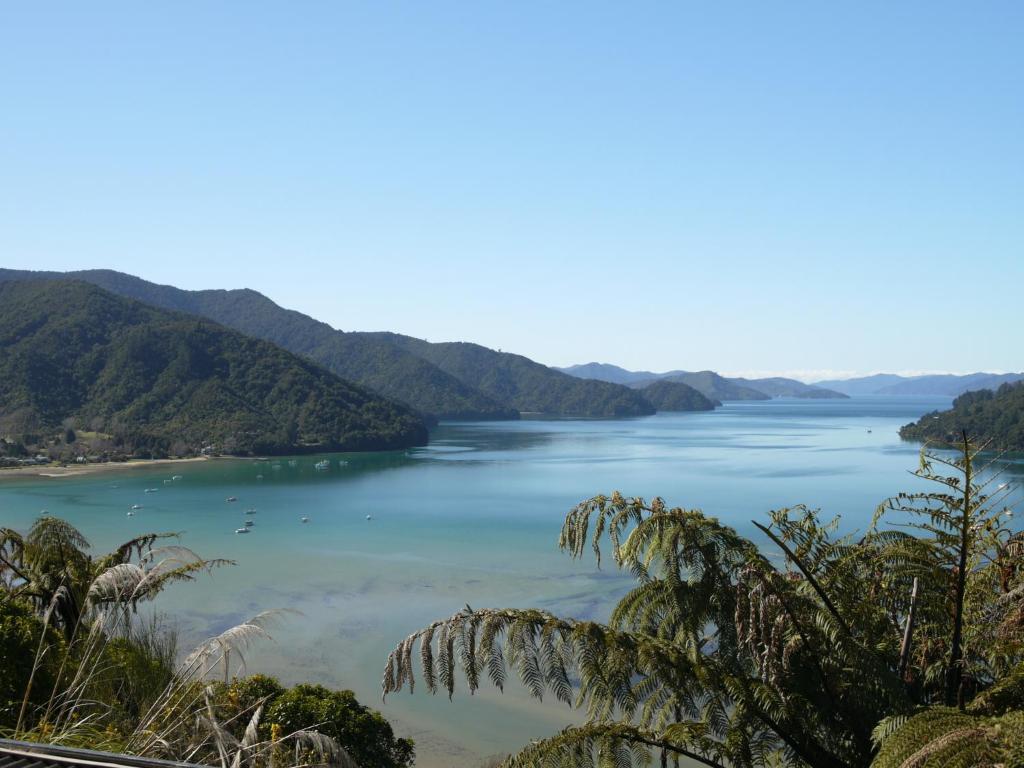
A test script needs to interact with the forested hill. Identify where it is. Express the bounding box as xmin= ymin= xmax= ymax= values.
xmin=0 ymin=280 xmax=429 ymax=457
xmin=364 ymin=334 xmax=657 ymax=417
xmin=635 ymin=371 xmax=769 ymax=402
xmin=0 ymin=269 xmax=697 ymax=418
xmin=899 ymin=382 xmax=1024 ymax=451
xmin=0 ymin=269 xmax=516 ymax=421
xmin=729 ymin=377 xmax=849 ymax=399
xmin=561 ymin=363 xmax=847 ymax=399
xmin=636 ymin=380 xmax=719 ymax=412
